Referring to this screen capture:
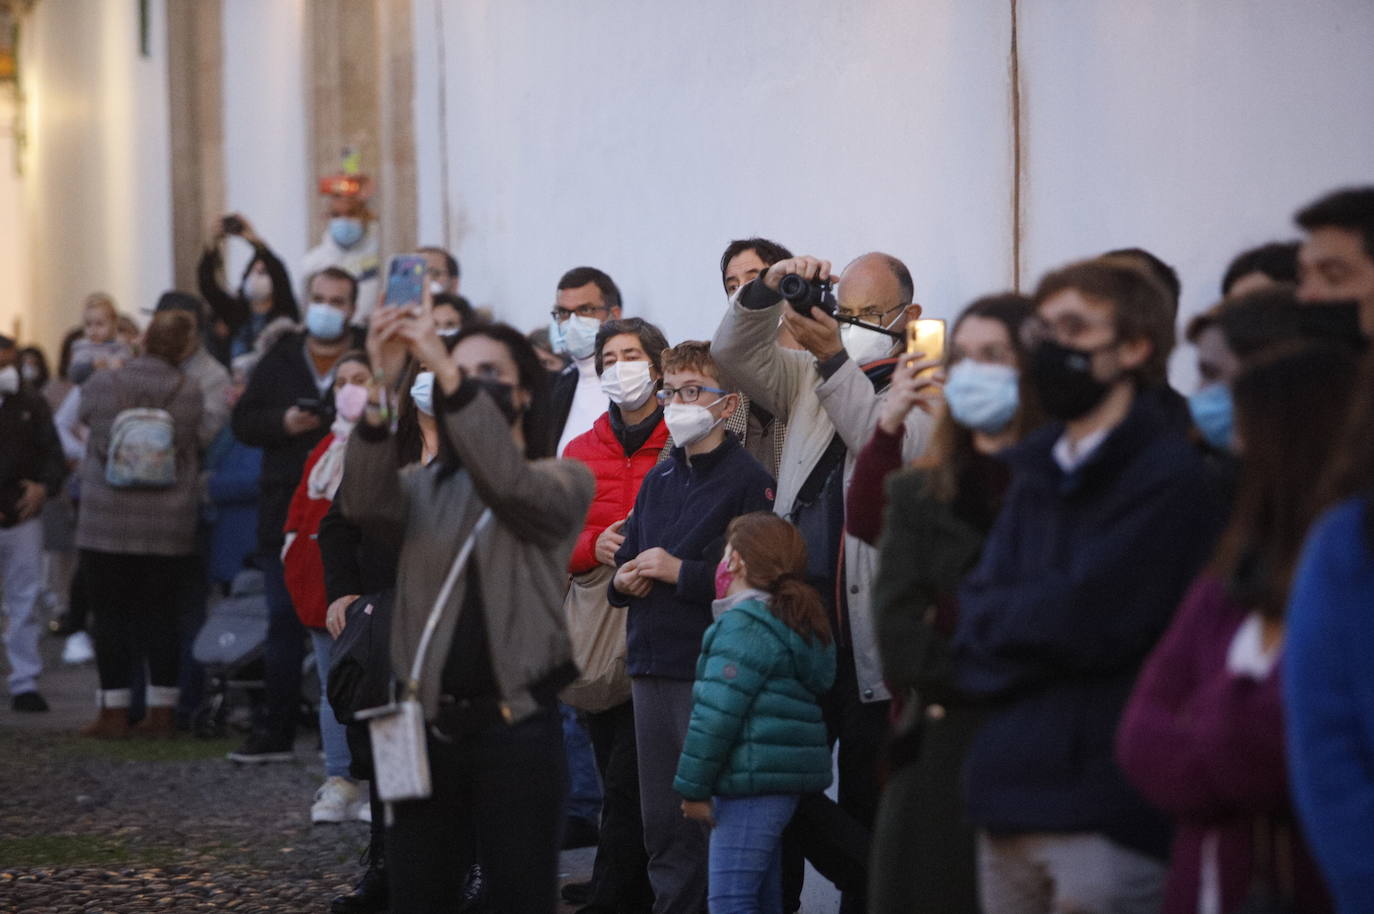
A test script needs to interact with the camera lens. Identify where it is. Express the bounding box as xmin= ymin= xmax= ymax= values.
xmin=778 ymin=273 xmax=810 ymax=303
